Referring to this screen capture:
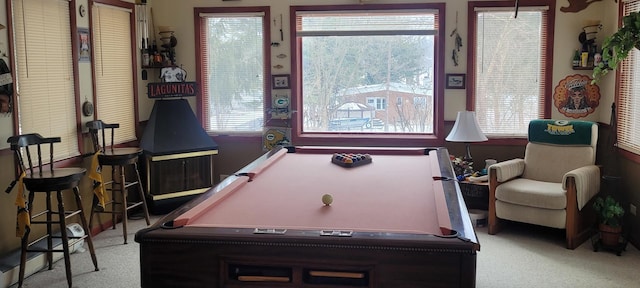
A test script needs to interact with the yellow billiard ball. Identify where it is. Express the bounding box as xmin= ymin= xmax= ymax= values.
xmin=322 ymin=194 xmax=333 ymax=206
